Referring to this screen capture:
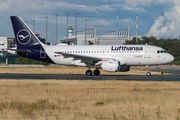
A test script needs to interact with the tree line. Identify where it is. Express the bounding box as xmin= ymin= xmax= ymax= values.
xmin=15 ymin=57 xmax=49 ymax=65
